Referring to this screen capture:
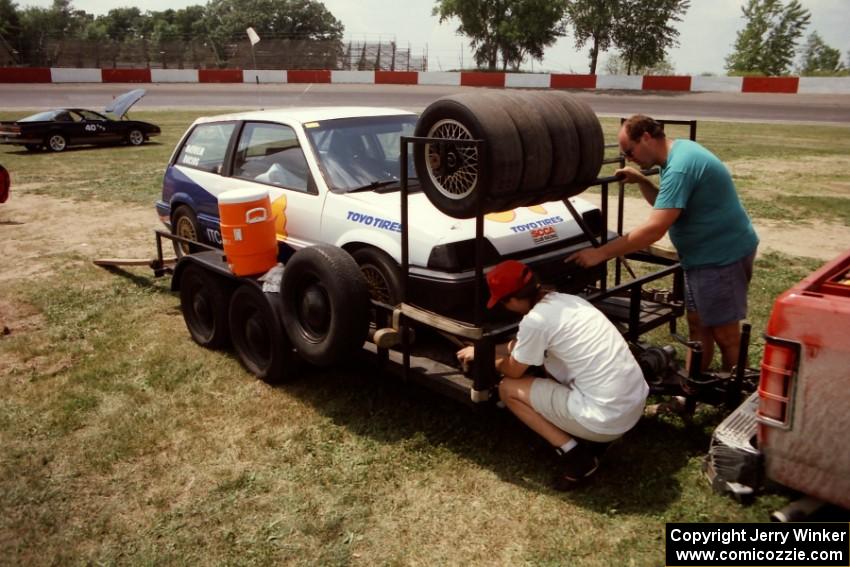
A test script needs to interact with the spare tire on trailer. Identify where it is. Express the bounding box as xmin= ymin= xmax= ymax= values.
xmin=539 ymin=92 xmax=605 ymax=195
xmin=414 ymin=93 xmax=524 ymax=219
xmin=478 ymin=92 xmax=553 ymax=198
xmin=280 ymin=244 xmax=370 ymax=367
